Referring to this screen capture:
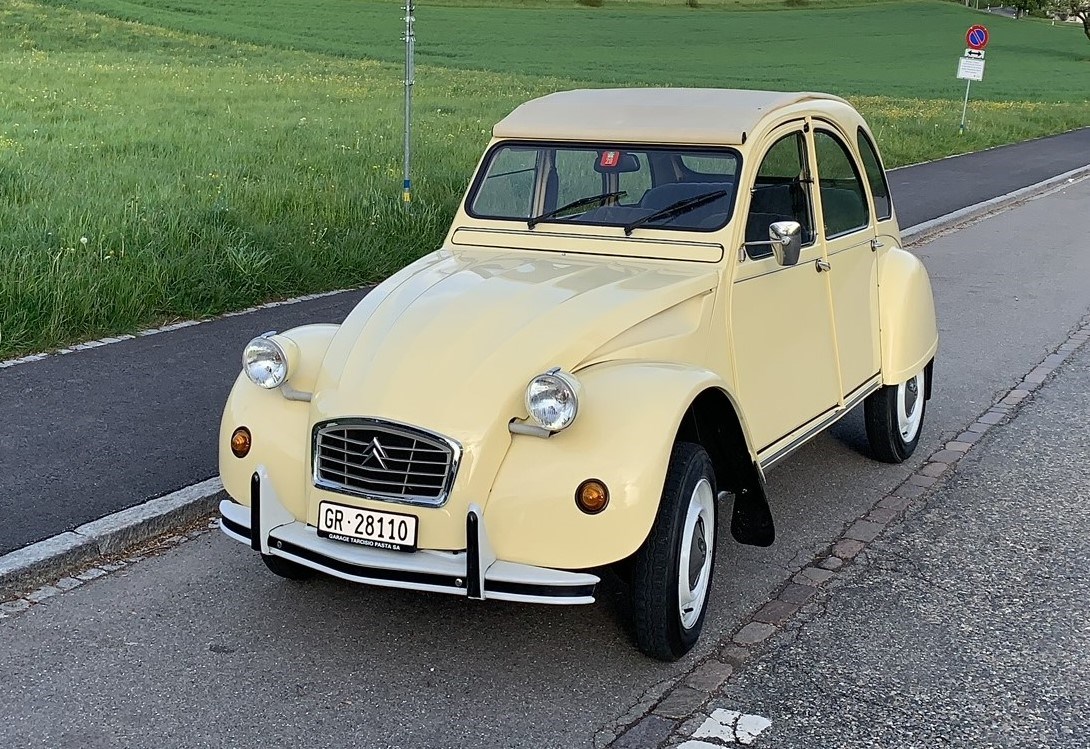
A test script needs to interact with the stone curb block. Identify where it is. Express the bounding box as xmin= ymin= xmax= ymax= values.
xmin=0 ymin=478 xmax=223 ymax=598
xmin=900 ymin=165 xmax=1090 ymax=247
